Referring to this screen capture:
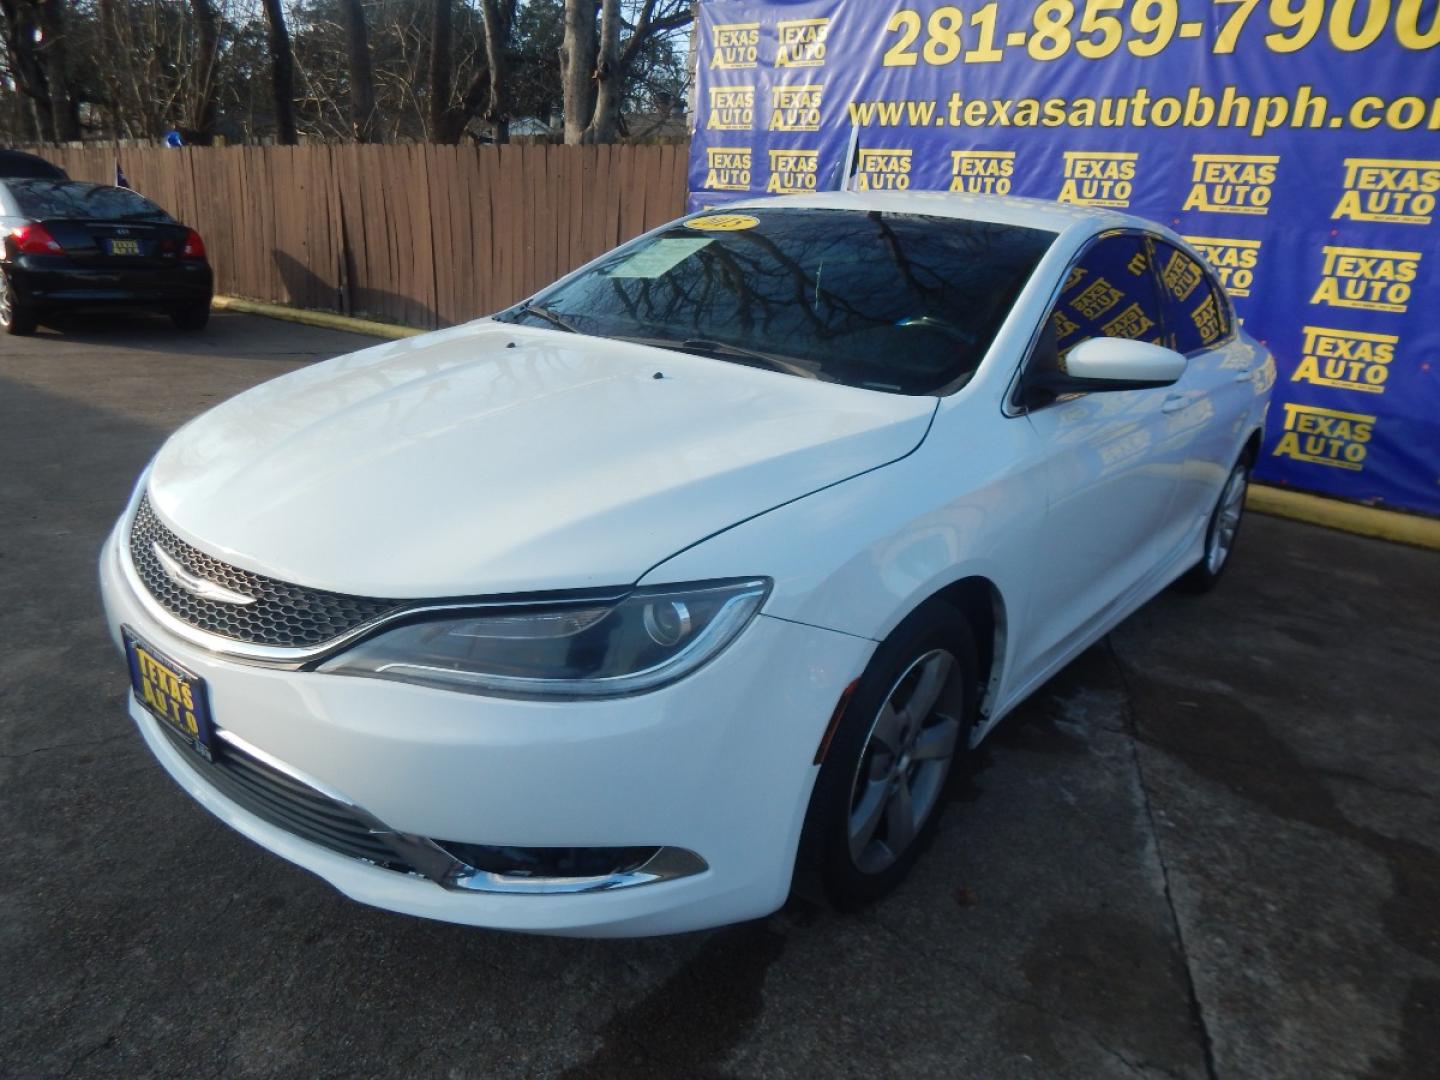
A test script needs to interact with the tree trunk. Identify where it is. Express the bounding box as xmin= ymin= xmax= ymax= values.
xmin=685 ymin=0 xmax=699 ymax=120
xmin=479 ymin=0 xmax=512 ymax=143
xmin=581 ymin=0 xmax=621 ymax=144
xmin=260 ymin=0 xmax=298 ymax=144
xmin=559 ymin=0 xmax=595 ymax=145
xmin=188 ymin=0 xmax=221 ymax=143
xmin=433 ymin=65 xmax=490 ymax=144
xmin=429 ymin=0 xmax=453 ymax=140
xmin=339 ymin=0 xmax=378 ymax=142
xmin=35 ymin=0 xmax=79 ymax=141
